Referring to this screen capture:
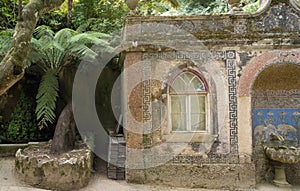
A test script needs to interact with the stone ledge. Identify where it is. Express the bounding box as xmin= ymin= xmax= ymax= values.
xmin=126 ymin=163 xmax=256 ymax=190
xmin=0 ymin=144 xmax=29 ymax=157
